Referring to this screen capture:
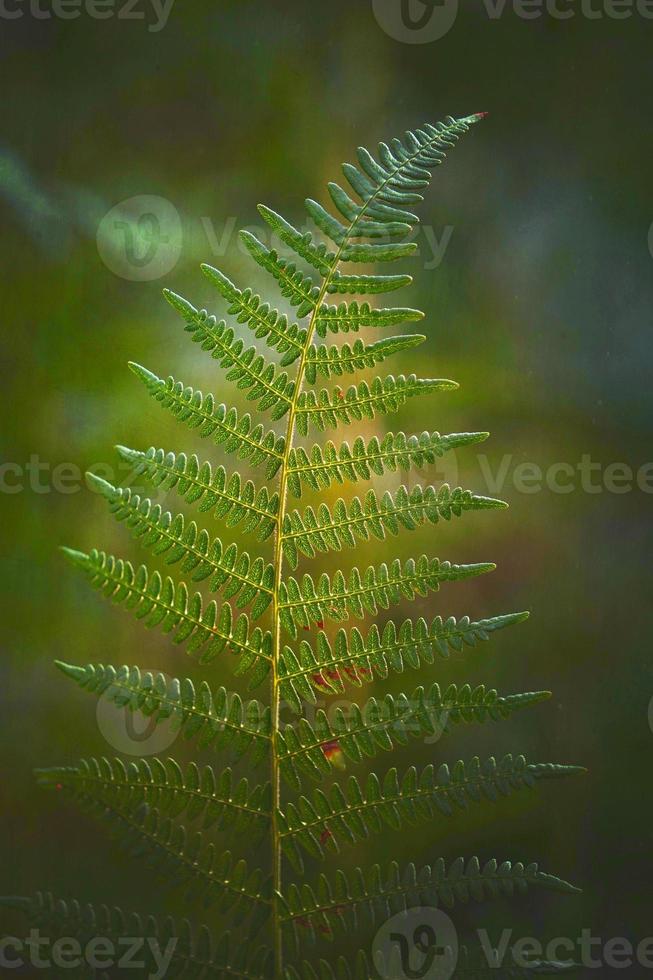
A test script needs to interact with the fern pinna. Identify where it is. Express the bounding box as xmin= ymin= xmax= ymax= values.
xmin=13 ymin=114 xmax=584 ymax=979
